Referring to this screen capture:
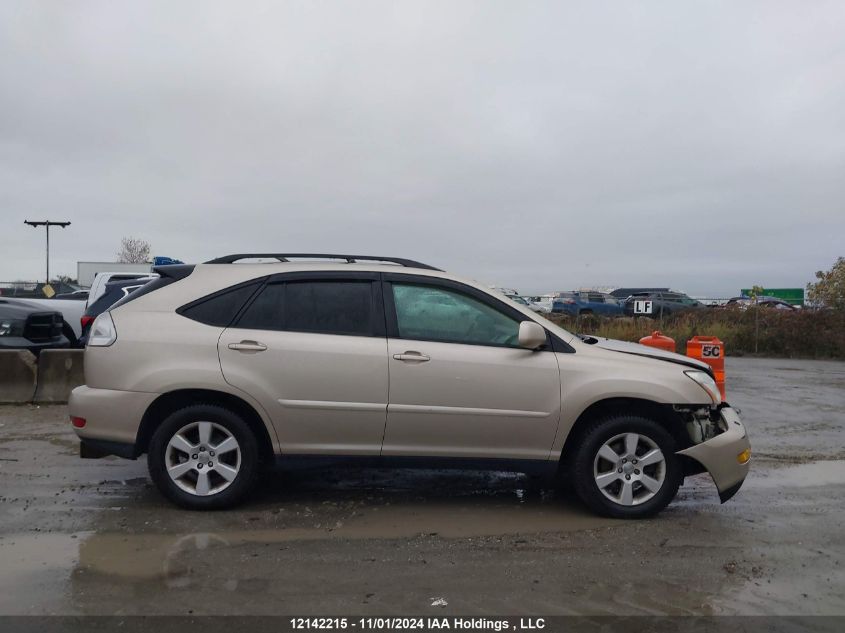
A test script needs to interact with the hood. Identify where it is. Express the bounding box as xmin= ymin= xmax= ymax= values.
xmin=0 ymin=299 xmax=60 ymax=319
xmin=579 ymin=335 xmax=713 ymax=374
